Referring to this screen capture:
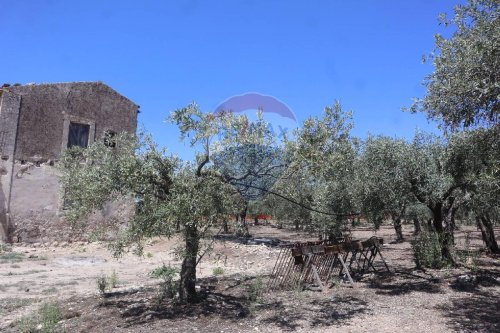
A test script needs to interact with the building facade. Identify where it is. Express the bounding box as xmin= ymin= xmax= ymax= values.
xmin=0 ymin=82 xmax=138 ymax=243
